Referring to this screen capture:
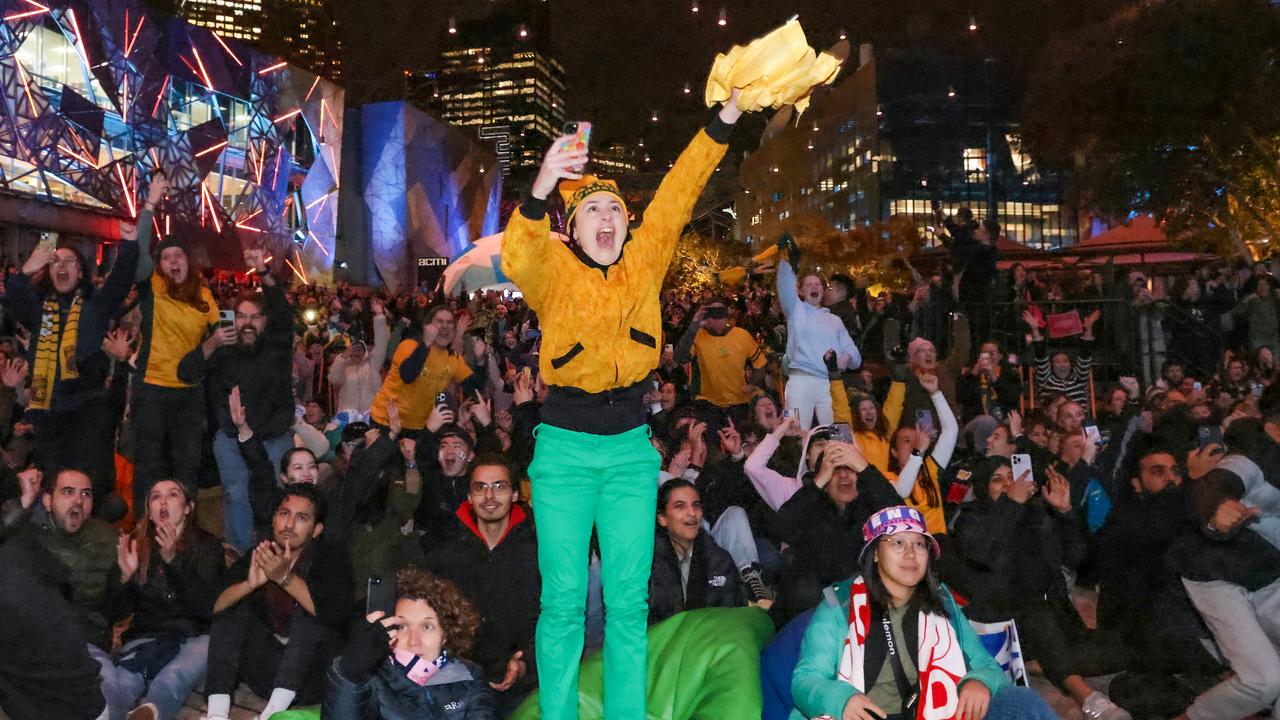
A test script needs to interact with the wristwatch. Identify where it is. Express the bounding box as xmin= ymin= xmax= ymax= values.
xmin=278 ymin=572 xmax=292 ymax=588
xmin=910 ymin=448 xmax=924 ymax=458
